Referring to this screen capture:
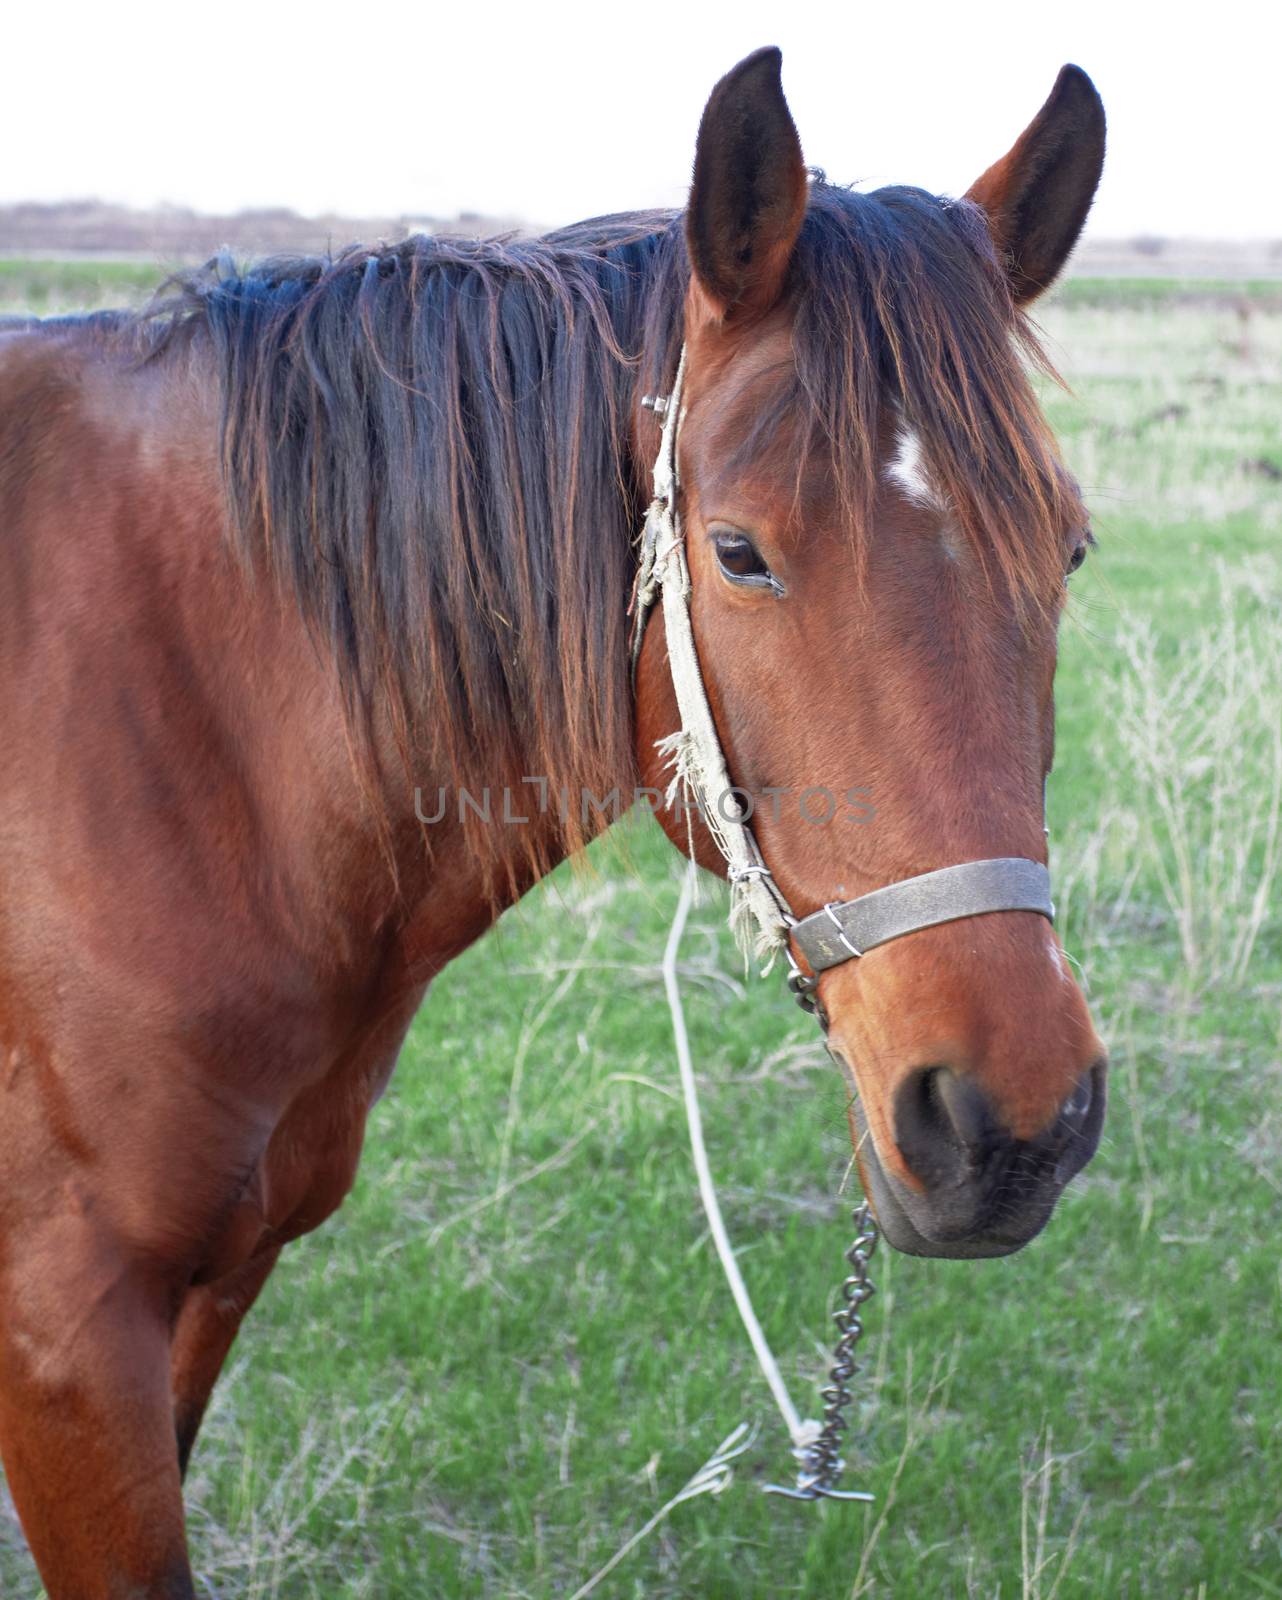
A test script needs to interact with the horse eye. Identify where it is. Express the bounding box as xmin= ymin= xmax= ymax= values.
xmin=713 ymin=530 xmax=776 ymax=589
xmin=1067 ymin=540 xmax=1089 ymax=576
